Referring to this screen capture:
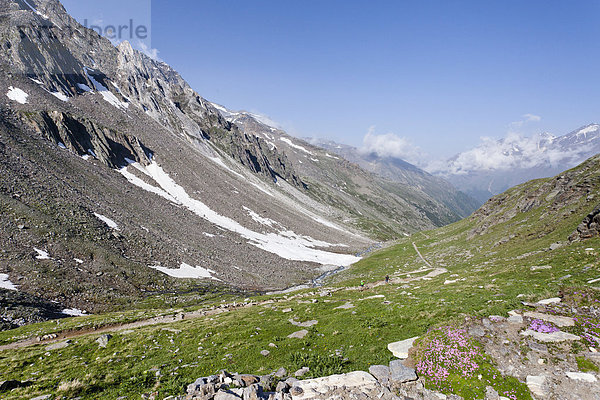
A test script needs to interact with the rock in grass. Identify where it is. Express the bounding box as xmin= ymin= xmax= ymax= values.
xmin=274 ymin=367 xmax=287 ymax=378
xmin=389 ymin=359 xmax=417 ymax=383
xmin=295 ymin=367 xmax=310 ymax=377
xmin=96 ymin=334 xmax=112 ymax=348
xmin=287 ymin=329 xmax=309 ymax=339
xmin=45 ymin=340 xmax=70 ymax=351
xmin=387 ymin=336 xmax=419 ymax=359
xmin=537 ymin=297 xmax=561 ymax=305
xmin=260 ymin=350 xmax=270 ymax=356
xmin=485 ymin=386 xmax=500 ymax=400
